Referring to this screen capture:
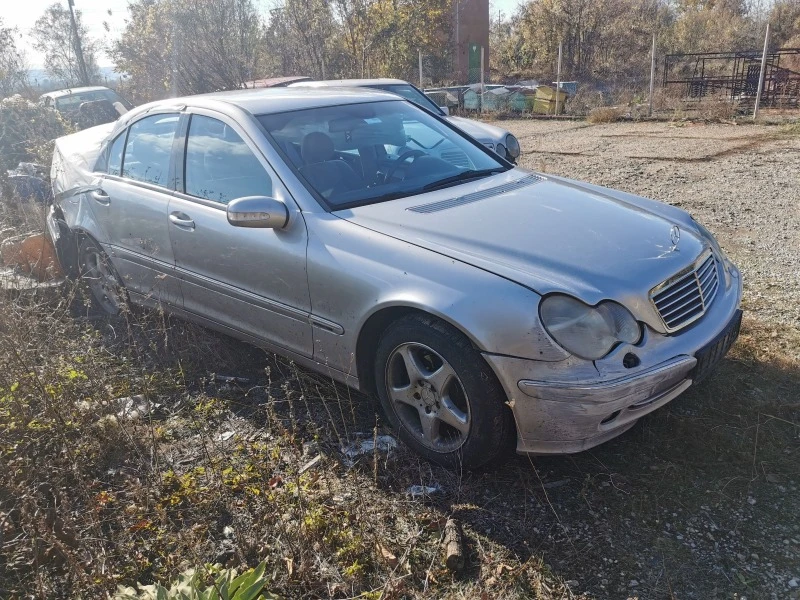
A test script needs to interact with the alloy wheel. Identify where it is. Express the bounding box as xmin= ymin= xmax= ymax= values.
xmin=83 ymin=249 xmax=122 ymax=315
xmin=385 ymin=342 xmax=471 ymax=452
